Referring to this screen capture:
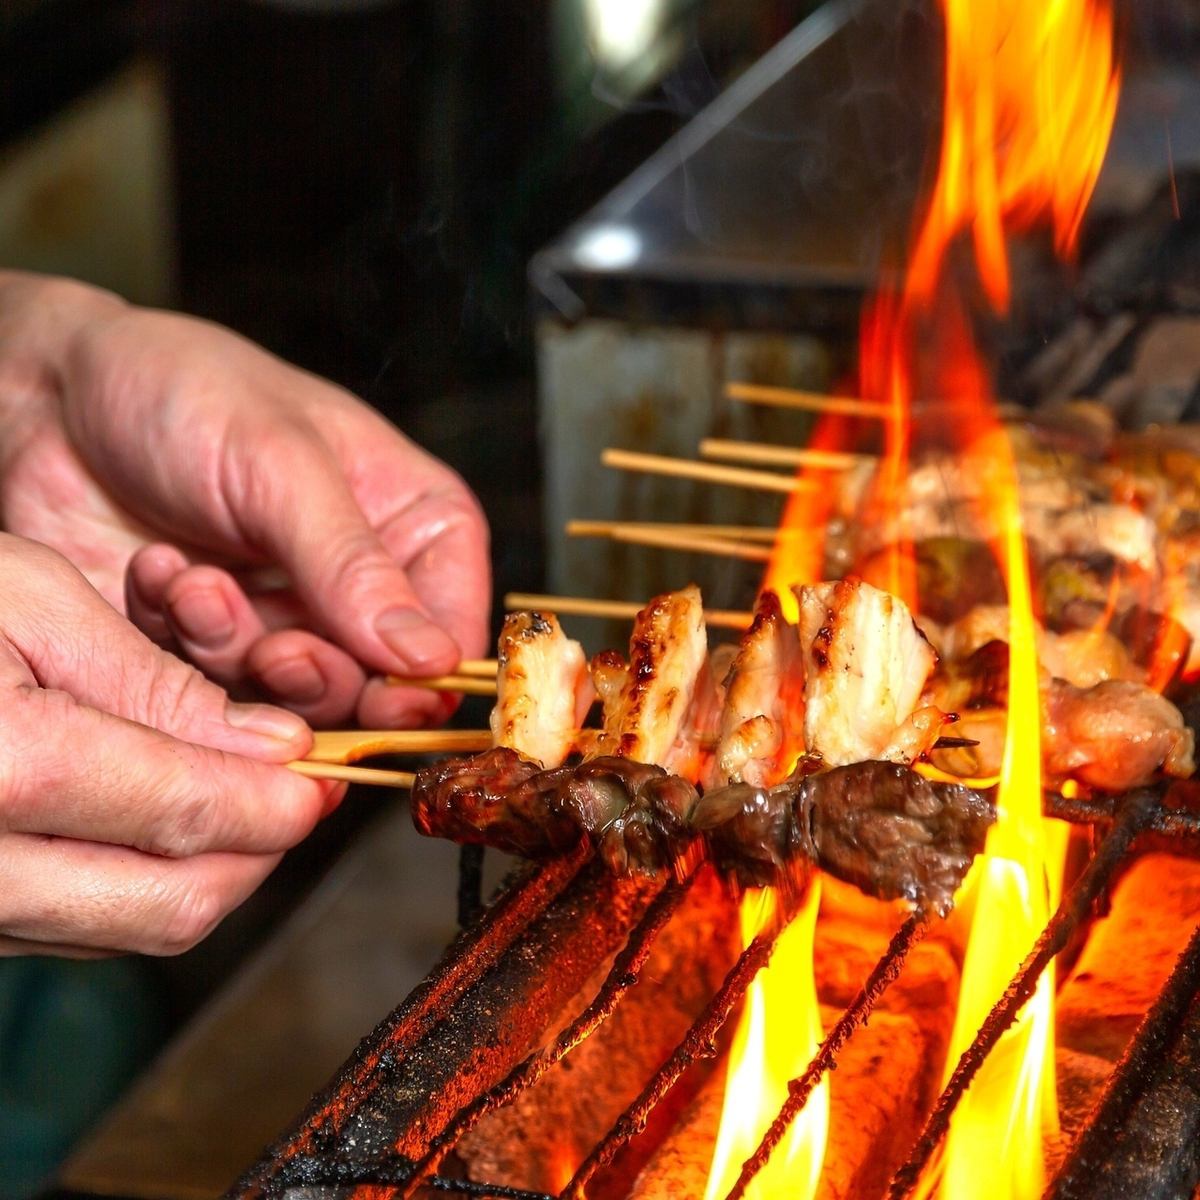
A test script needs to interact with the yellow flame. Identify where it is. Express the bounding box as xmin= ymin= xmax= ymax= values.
xmin=933 ymin=429 xmax=1070 ymax=1200
xmin=704 ymin=885 xmax=828 ymax=1200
